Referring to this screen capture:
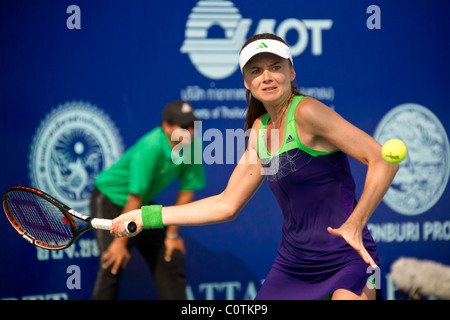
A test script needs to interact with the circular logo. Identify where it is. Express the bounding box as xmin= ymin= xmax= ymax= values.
xmin=29 ymin=101 xmax=124 ymax=214
xmin=374 ymin=103 xmax=450 ymax=215
xmin=180 ymin=0 xmax=251 ymax=80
